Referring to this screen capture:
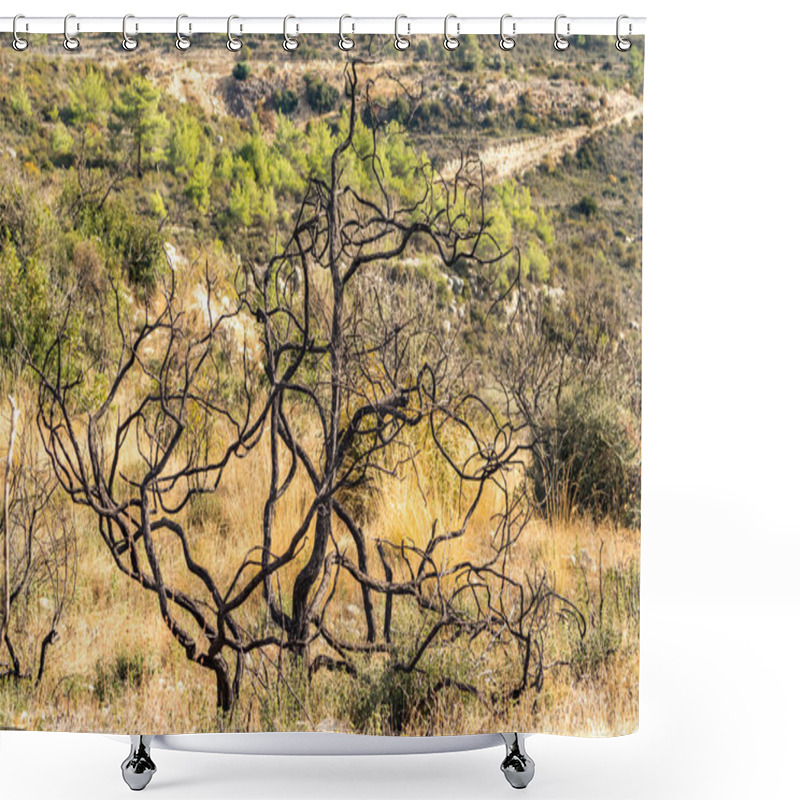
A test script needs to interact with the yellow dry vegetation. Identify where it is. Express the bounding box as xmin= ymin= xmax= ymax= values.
xmin=0 ymin=253 xmax=638 ymax=738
